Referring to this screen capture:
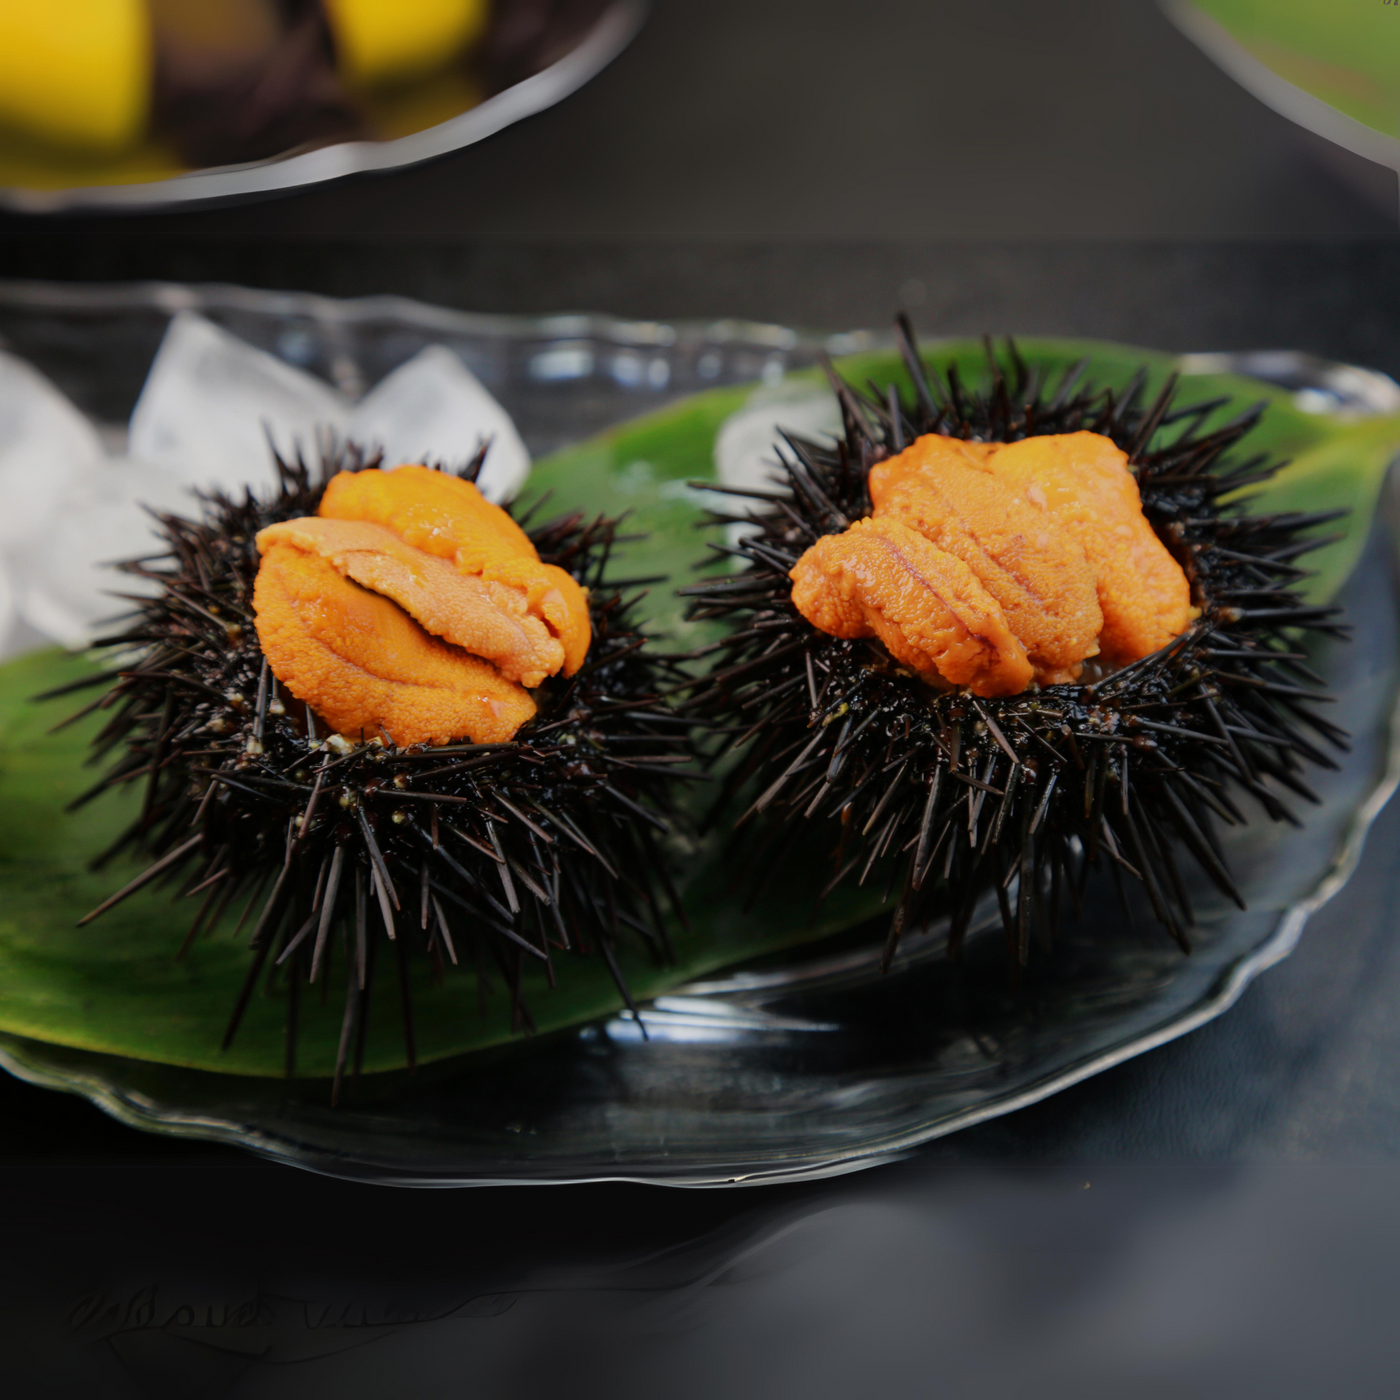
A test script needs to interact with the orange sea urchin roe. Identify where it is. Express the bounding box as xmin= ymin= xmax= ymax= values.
xmin=789 ymin=431 xmax=1194 ymax=696
xmin=985 ymin=431 xmax=1194 ymax=664
xmin=251 ymin=465 xmax=593 ymax=747
xmin=869 ymin=436 xmax=1103 ymax=685
xmin=254 ymin=545 xmax=536 ymax=746
xmin=319 ymin=465 xmax=591 ymax=675
xmin=789 ymin=517 xmax=1034 ymax=697
xmin=256 ymin=517 xmax=566 ymax=687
